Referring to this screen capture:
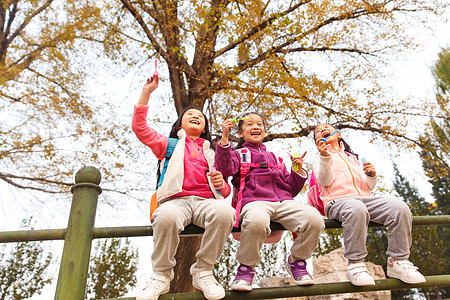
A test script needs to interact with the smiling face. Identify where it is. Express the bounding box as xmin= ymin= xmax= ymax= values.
xmin=314 ymin=124 xmax=341 ymax=147
xmin=238 ymin=113 xmax=266 ymax=145
xmin=180 ymin=108 xmax=206 ymax=138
